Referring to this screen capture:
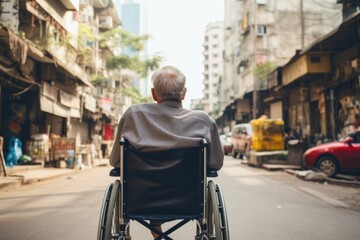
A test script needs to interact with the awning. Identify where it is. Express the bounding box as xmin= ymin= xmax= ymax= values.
xmin=281 ymin=11 xmax=360 ymax=86
xmin=54 ymin=57 xmax=94 ymax=89
xmin=0 ymin=25 xmax=94 ymax=89
xmin=41 ymin=83 xmax=81 ymax=118
xmin=84 ymin=94 xmax=97 ymax=113
xmin=300 ymin=11 xmax=360 ymax=55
